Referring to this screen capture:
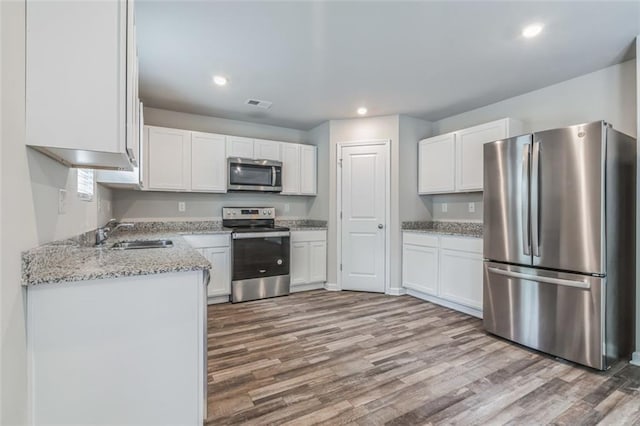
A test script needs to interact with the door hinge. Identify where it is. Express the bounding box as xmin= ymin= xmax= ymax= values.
xmin=338 ymin=158 xmax=343 ymax=167
xmin=340 ymin=263 xmax=343 ymax=271
xmin=340 ymin=211 xmax=342 ymax=219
